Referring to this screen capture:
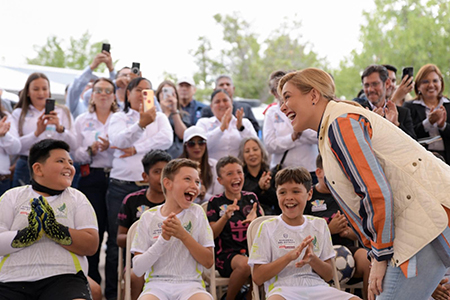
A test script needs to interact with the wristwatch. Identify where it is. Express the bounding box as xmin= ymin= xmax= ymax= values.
xmin=238 ymin=125 xmax=245 ymax=132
